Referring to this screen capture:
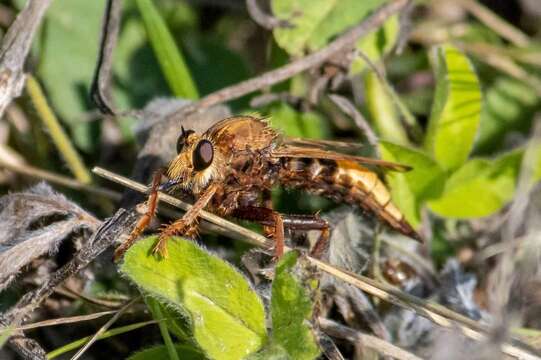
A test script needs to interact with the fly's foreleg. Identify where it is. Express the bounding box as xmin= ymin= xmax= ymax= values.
xmin=155 ymin=183 xmax=218 ymax=257
xmin=114 ymin=168 xmax=165 ymax=261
